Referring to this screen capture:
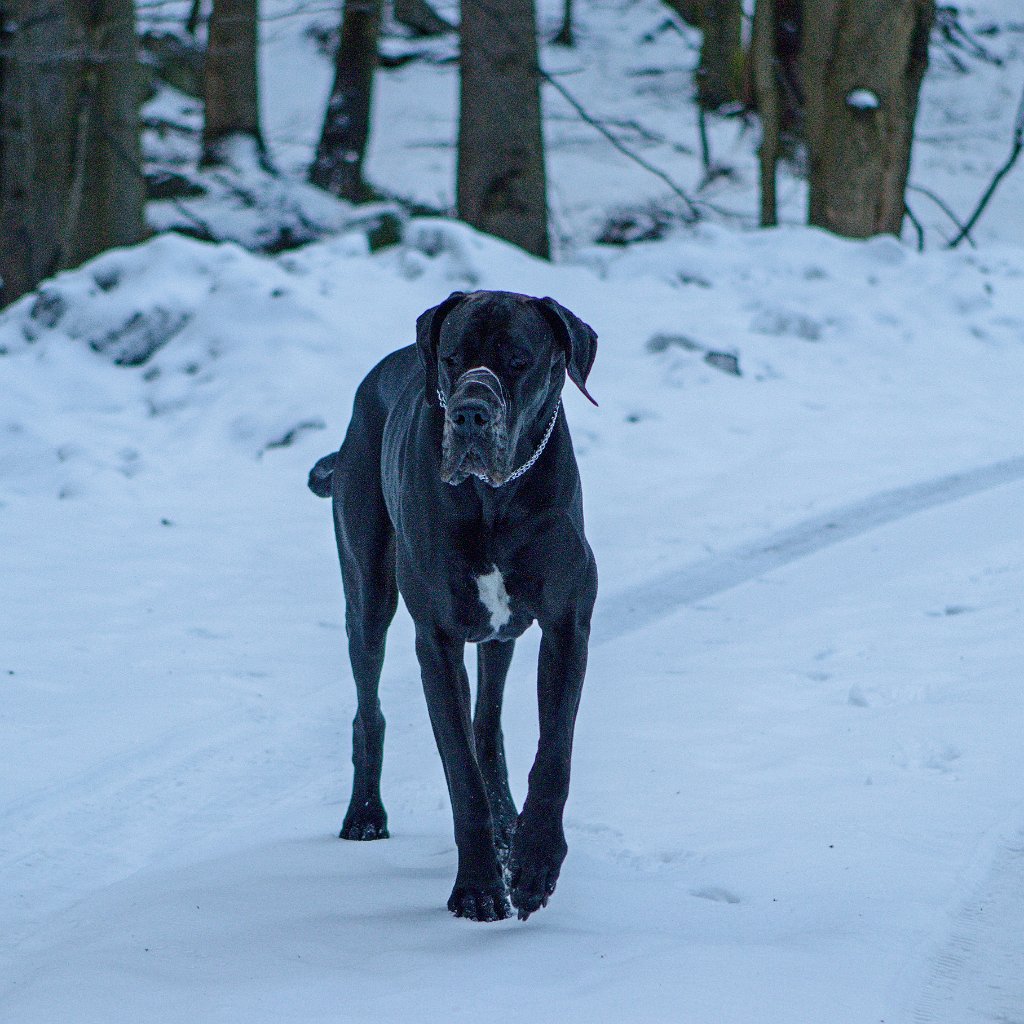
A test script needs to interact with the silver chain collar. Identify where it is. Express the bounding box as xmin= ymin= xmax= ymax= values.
xmin=436 ymin=387 xmax=561 ymax=487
